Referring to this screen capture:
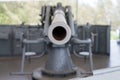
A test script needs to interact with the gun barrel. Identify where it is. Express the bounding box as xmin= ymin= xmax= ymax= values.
xmin=48 ymin=9 xmax=71 ymax=45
